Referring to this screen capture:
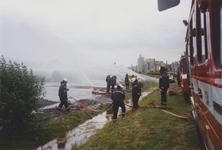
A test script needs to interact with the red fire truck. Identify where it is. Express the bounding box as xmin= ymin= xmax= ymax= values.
xmin=179 ymin=55 xmax=190 ymax=103
xmin=158 ymin=0 xmax=222 ymax=149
